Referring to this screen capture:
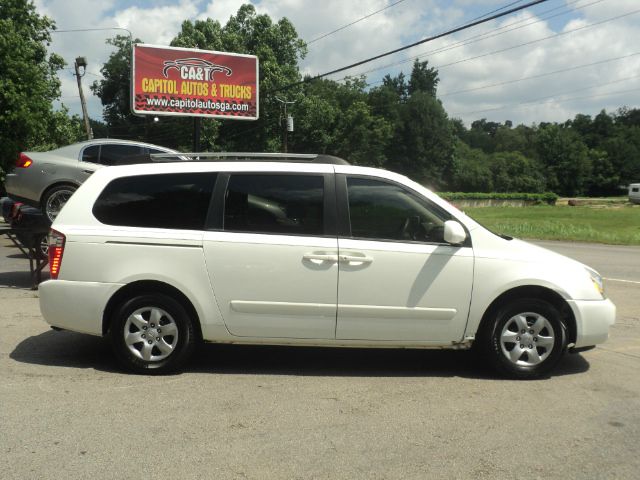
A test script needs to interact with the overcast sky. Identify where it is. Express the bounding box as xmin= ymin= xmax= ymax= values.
xmin=34 ymin=0 xmax=640 ymax=127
